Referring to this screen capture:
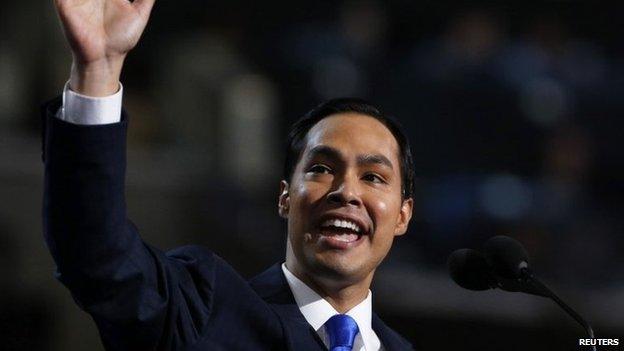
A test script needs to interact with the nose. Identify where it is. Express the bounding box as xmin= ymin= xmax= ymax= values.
xmin=327 ymin=173 xmax=362 ymax=207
